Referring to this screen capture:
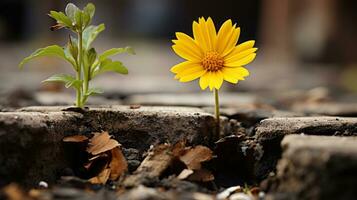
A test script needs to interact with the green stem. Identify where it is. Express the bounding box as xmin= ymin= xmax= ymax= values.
xmin=77 ymin=31 xmax=84 ymax=108
xmin=214 ymin=88 xmax=220 ymax=138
